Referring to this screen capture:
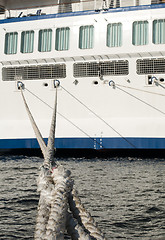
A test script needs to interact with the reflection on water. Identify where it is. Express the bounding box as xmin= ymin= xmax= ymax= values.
xmin=0 ymin=156 xmax=165 ymax=239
